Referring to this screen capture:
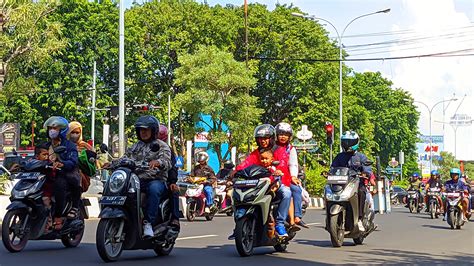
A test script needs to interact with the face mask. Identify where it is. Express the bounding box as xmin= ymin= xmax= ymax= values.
xmin=49 ymin=129 xmax=60 ymax=139
xmin=70 ymin=133 xmax=80 ymax=143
